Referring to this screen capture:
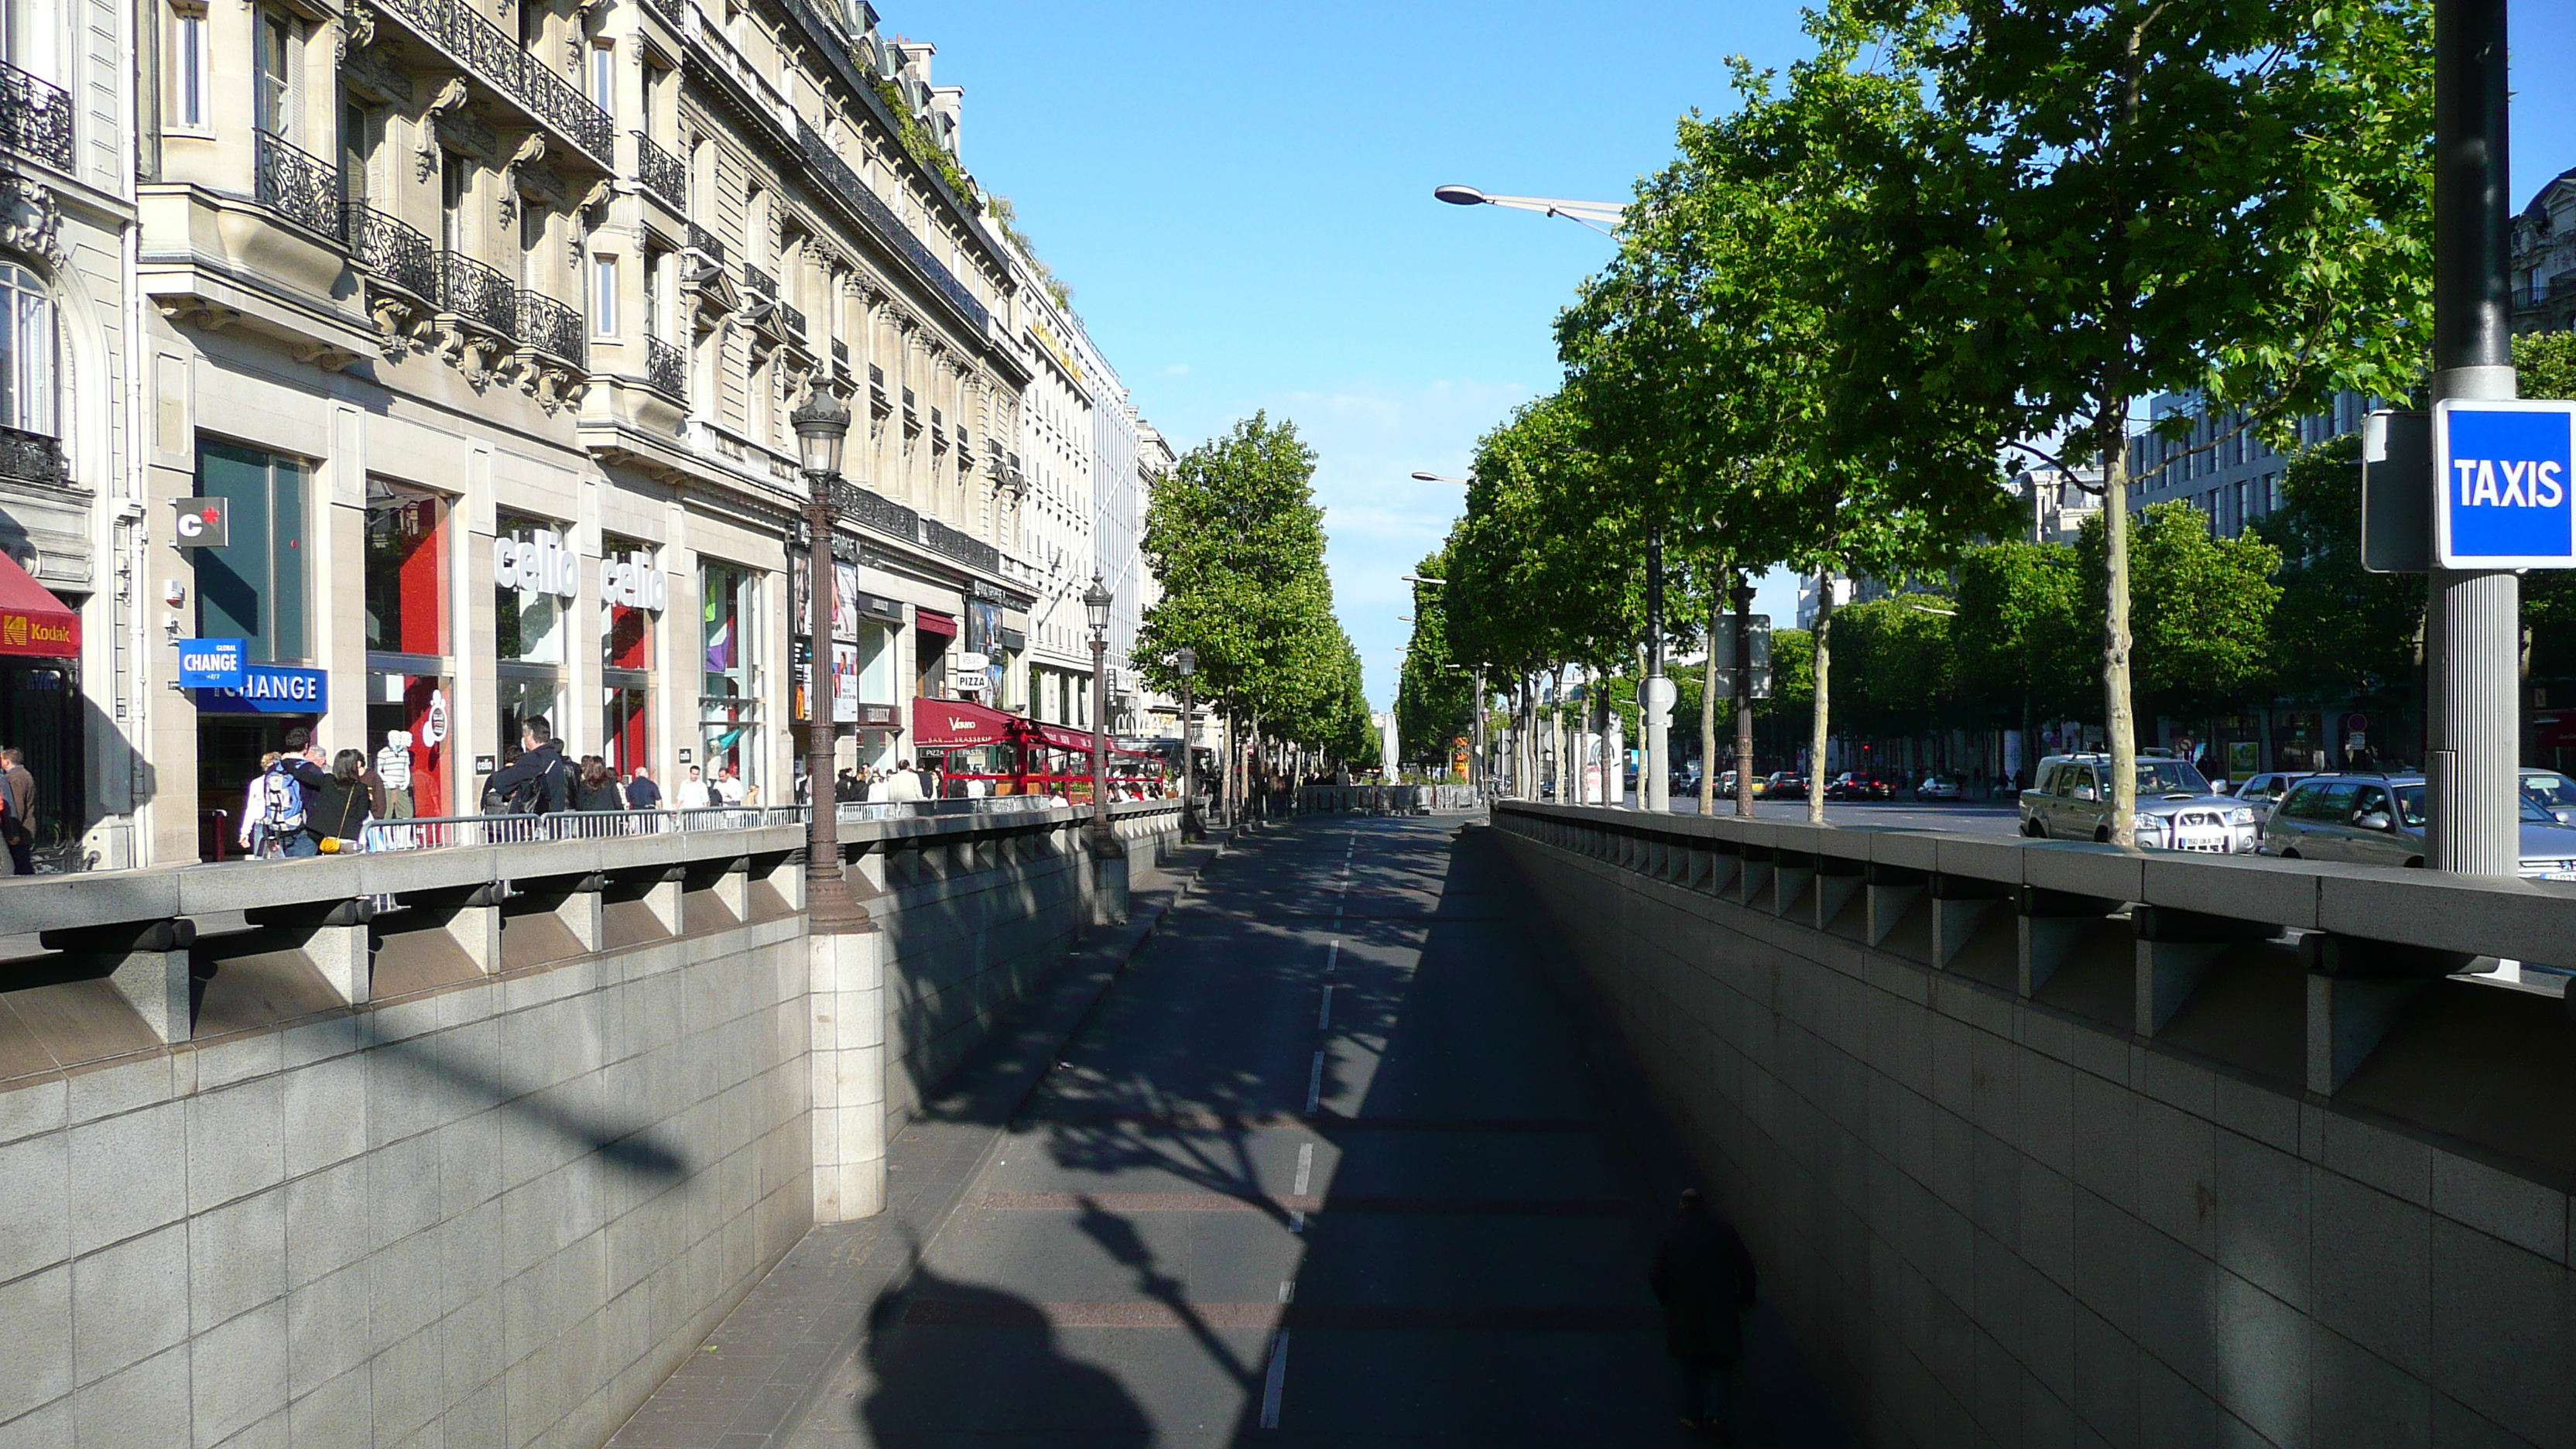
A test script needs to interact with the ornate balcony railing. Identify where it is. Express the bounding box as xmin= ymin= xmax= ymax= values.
xmin=643 ymin=0 xmax=684 ymax=29
xmin=434 ymin=251 xmax=517 ymax=337
xmin=742 ymin=262 xmax=776 ymax=298
xmin=687 ymin=221 xmax=725 ymax=262
xmin=646 ymin=336 xmax=686 ymax=399
xmin=781 ymin=302 xmax=807 ymax=342
xmin=517 ymin=288 xmax=584 ymax=365
xmin=868 ymin=363 xmax=889 ymax=416
xmin=901 ymin=388 xmax=919 ymax=434
xmin=344 ymin=202 xmax=437 ymax=300
xmin=921 ymin=517 xmax=1000 ymax=574
xmin=791 ymin=117 xmax=988 ymax=334
xmin=254 ymin=131 xmax=346 ymax=242
xmin=0 ymin=60 xmax=73 ymax=173
xmin=0 ymin=423 xmax=64 ymax=486
xmin=831 ymin=338 xmax=849 ymax=366
xmin=838 ymin=484 xmax=919 ymax=543
xmin=635 ymin=131 xmax=685 ymax=209
xmin=370 ymin=0 xmax=612 ymax=161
